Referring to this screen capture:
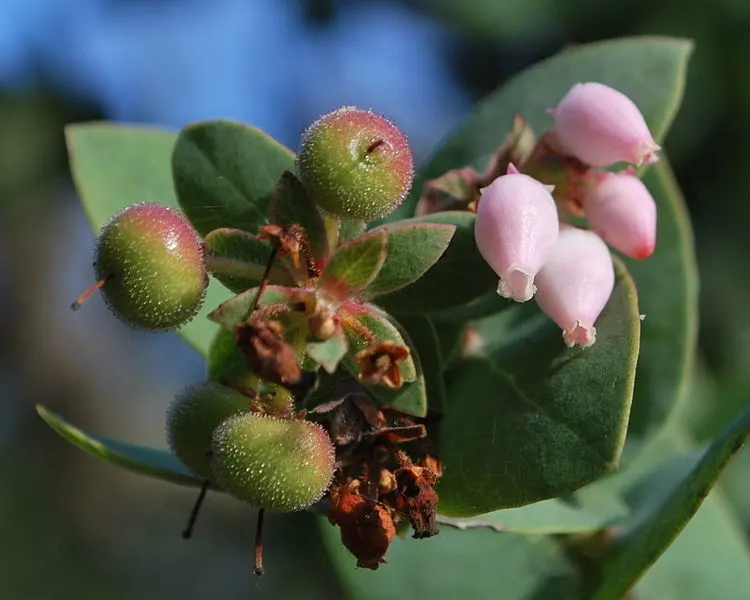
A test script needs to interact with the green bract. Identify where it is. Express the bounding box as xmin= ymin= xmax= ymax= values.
xmin=296 ymin=106 xmax=414 ymax=221
xmin=94 ymin=202 xmax=208 ymax=331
